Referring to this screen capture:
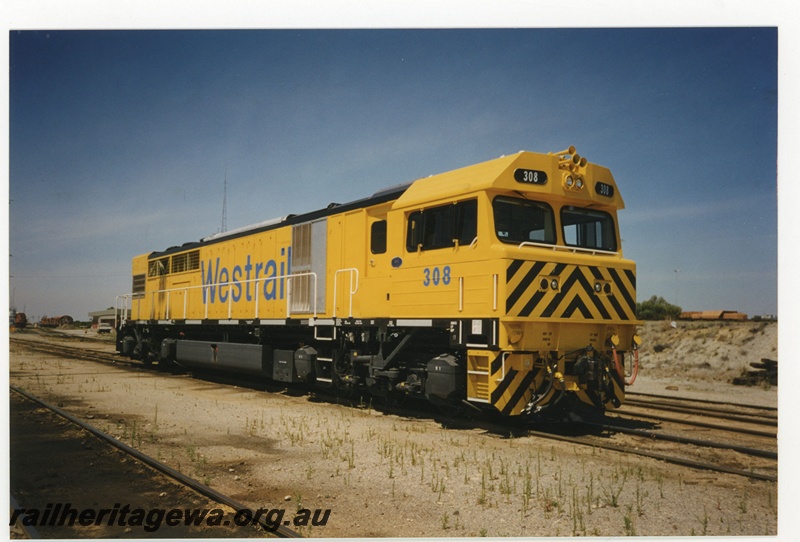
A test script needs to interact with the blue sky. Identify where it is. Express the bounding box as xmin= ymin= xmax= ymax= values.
xmin=5 ymin=18 xmax=782 ymax=322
